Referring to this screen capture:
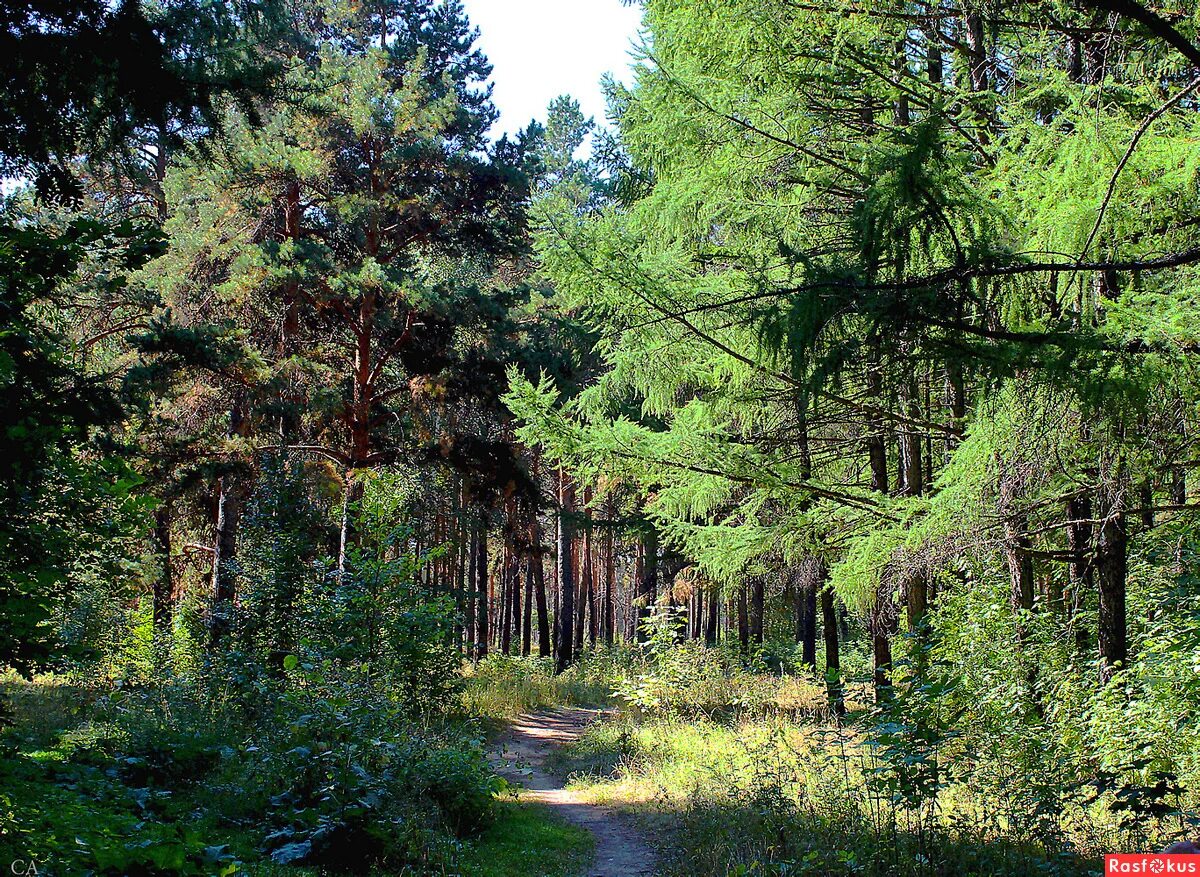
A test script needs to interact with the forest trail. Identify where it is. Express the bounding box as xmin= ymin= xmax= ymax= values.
xmin=489 ymin=708 xmax=657 ymax=877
